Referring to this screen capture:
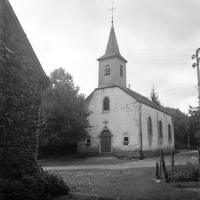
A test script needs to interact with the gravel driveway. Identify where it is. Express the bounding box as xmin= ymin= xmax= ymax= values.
xmin=43 ymin=150 xmax=198 ymax=171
